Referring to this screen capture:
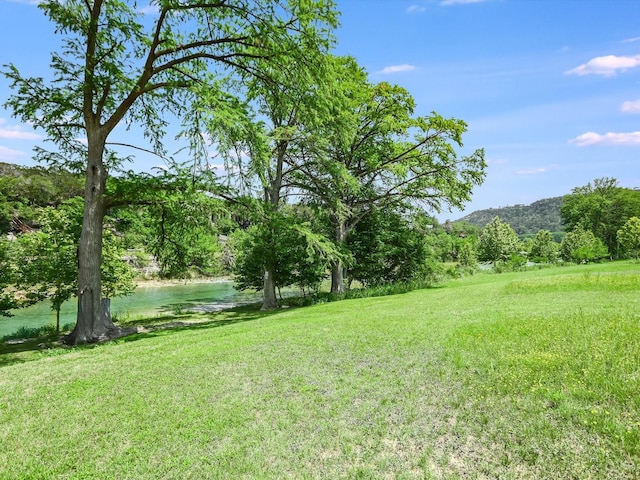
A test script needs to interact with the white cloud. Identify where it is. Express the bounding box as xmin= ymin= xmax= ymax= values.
xmin=487 ymin=158 xmax=508 ymax=165
xmin=377 ymin=64 xmax=416 ymax=74
xmin=441 ymin=0 xmax=487 ymax=5
xmin=622 ymin=36 xmax=640 ymax=43
xmin=516 ymin=167 xmax=546 ymax=175
xmin=565 ymin=55 xmax=640 ymax=77
xmin=0 ymin=120 xmax=41 ymax=140
xmin=139 ymin=4 xmax=159 ymax=15
xmin=570 ymin=131 xmax=640 ymax=146
xmin=0 ymin=145 xmax=26 ymax=161
xmin=621 ymin=99 xmax=640 ymax=114
xmin=407 ymin=5 xmax=426 ymax=13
